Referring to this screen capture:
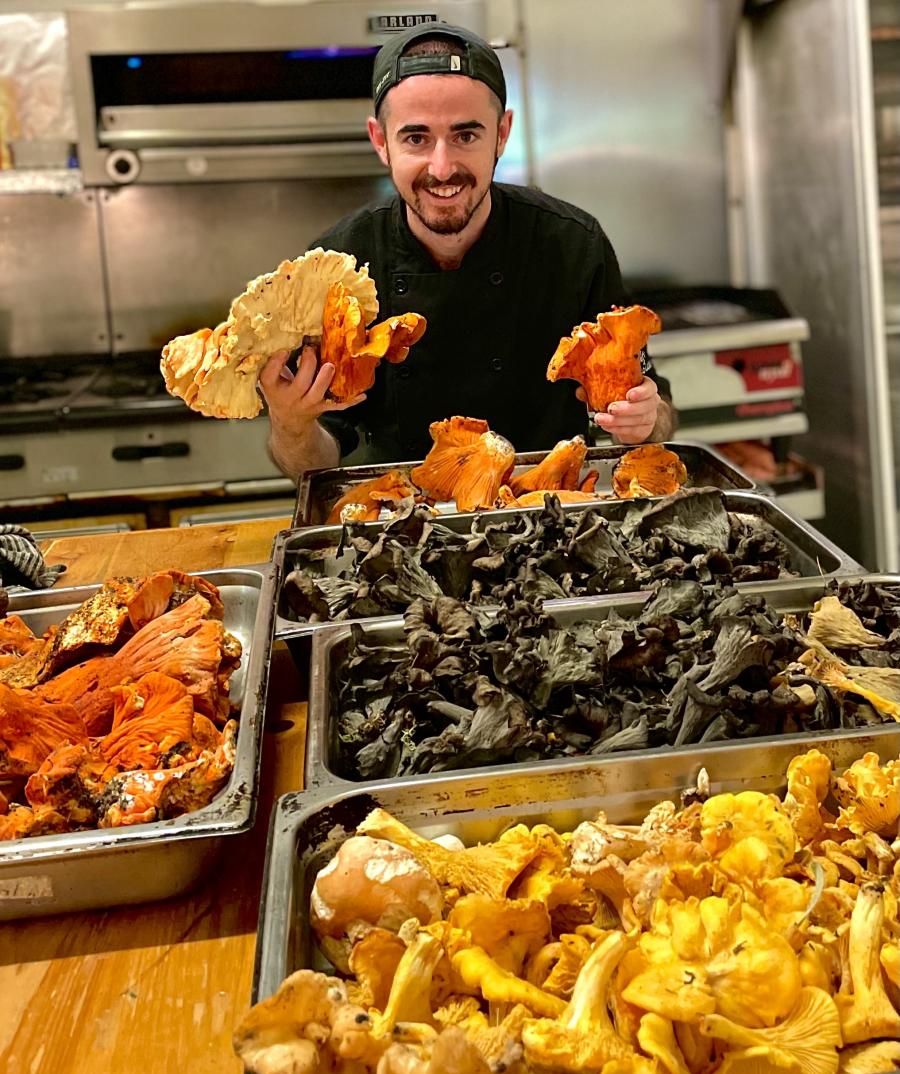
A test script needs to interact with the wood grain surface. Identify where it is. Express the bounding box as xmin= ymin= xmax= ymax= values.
xmin=39 ymin=518 xmax=292 ymax=587
xmin=0 ymin=525 xmax=305 ymax=1074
